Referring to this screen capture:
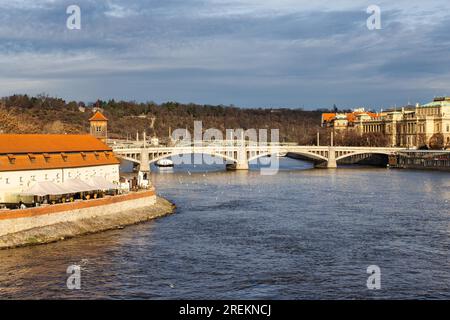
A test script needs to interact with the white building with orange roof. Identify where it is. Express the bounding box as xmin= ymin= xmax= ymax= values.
xmin=0 ymin=134 xmax=120 ymax=206
xmin=321 ymin=108 xmax=380 ymax=131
